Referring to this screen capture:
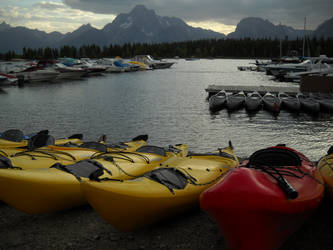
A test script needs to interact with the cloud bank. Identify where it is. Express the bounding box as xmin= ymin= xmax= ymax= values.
xmin=0 ymin=1 xmax=115 ymax=33
xmin=63 ymin=0 xmax=333 ymax=30
xmin=1 ymin=0 xmax=332 ymax=34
